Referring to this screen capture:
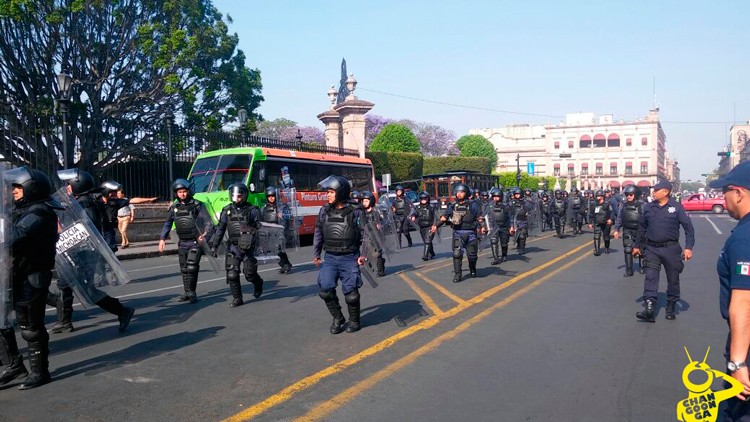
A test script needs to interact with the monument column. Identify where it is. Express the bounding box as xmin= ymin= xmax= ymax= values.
xmin=317 ymin=86 xmax=341 ymax=150
xmin=333 ymin=75 xmax=374 ymax=158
